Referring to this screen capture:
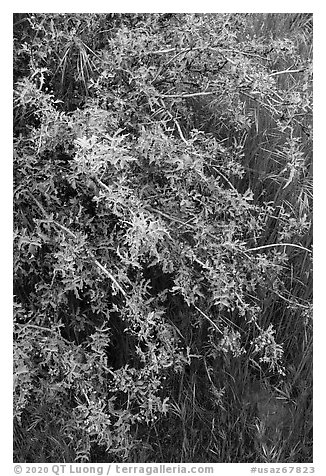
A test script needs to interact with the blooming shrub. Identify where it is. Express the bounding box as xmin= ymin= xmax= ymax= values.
xmin=13 ymin=13 xmax=312 ymax=463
